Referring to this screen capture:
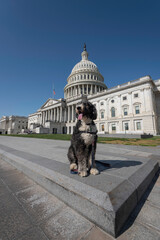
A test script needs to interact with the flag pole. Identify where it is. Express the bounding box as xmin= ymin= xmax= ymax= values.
xmin=53 ymin=83 xmax=55 ymax=99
